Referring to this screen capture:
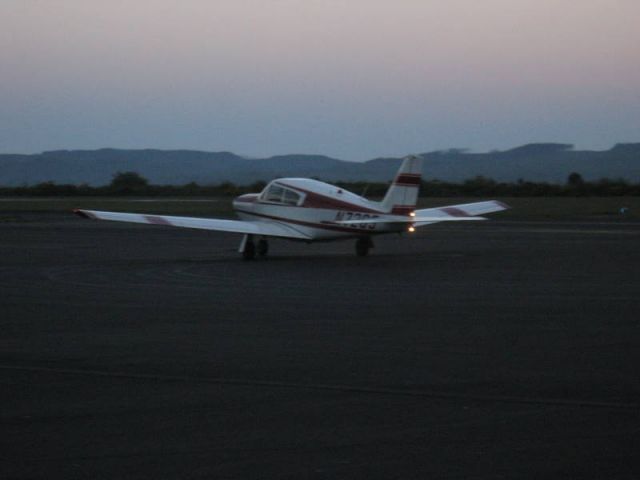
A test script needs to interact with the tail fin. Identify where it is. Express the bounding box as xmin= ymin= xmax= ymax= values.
xmin=379 ymin=155 xmax=423 ymax=215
